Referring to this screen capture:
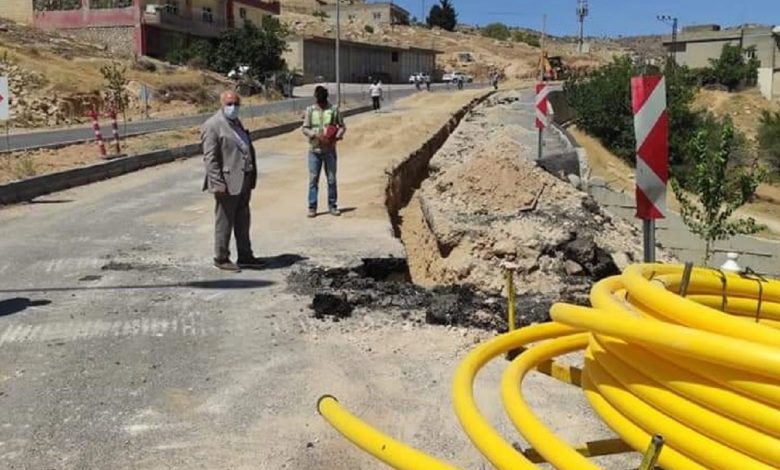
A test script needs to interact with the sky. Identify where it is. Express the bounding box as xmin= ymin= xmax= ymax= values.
xmin=391 ymin=0 xmax=780 ymax=37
